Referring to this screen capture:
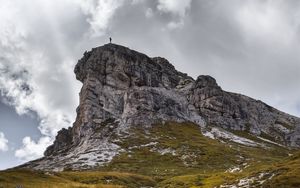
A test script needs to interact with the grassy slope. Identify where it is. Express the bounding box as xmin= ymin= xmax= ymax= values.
xmin=0 ymin=170 xmax=155 ymax=188
xmin=102 ymin=123 xmax=289 ymax=177
xmin=1 ymin=122 xmax=299 ymax=188
xmin=157 ymin=151 xmax=300 ymax=188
